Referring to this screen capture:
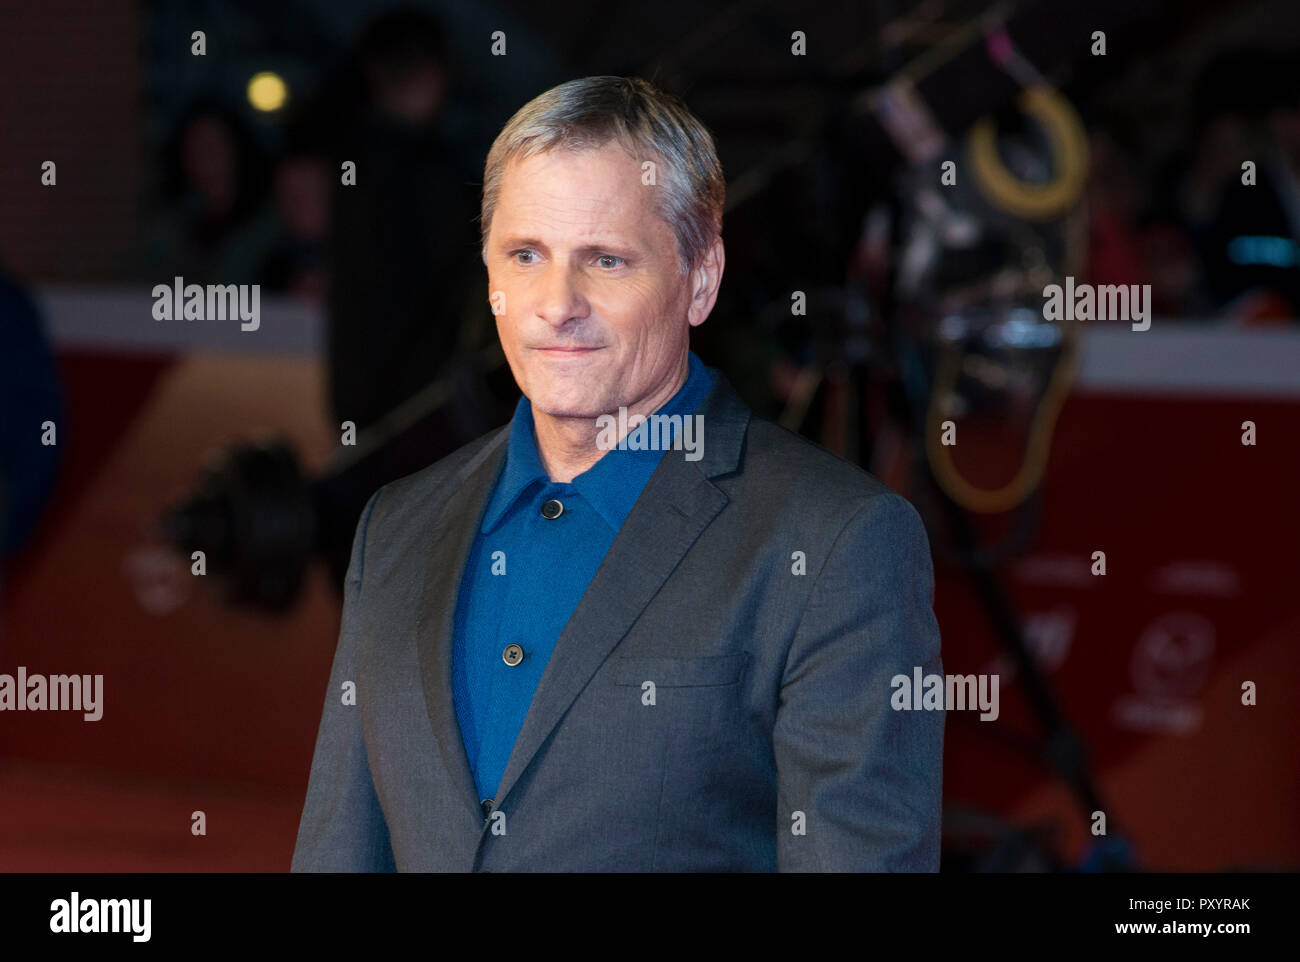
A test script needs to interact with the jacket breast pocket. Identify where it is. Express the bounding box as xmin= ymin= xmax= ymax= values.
xmin=610 ymin=652 xmax=750 ymax=689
